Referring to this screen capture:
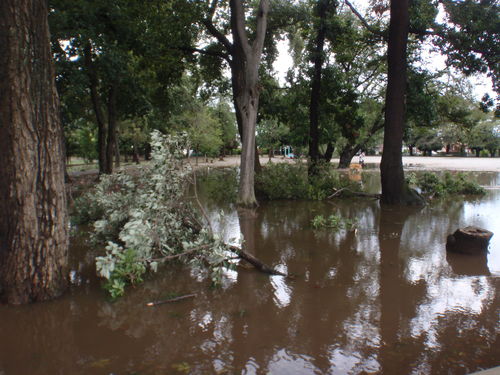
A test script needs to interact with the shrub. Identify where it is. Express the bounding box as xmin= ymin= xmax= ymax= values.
xmin=410 ymin=171 xmax=486 ymax=197
xmin=311 ymin=214 xmax=357 ymax=231
xmin=255 ymin=162 xmax=360 ymax=200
